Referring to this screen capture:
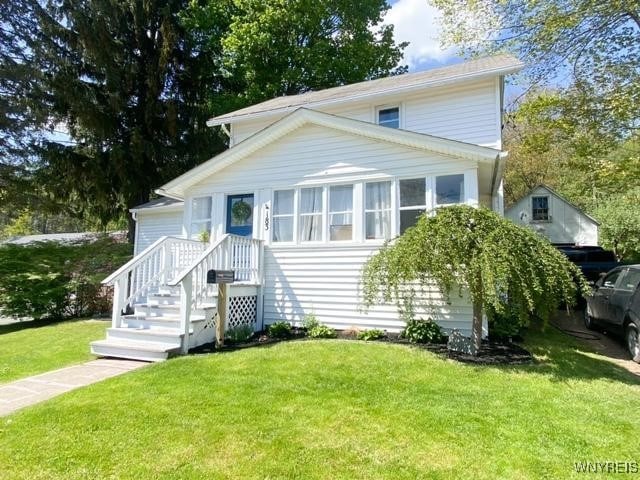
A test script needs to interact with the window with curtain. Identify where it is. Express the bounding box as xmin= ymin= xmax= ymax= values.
xmin=365 ymin=181 xmax=391 ymax=239
xmin=299 ymin=187 xmax=323 ymax=242
xmin=190 ymin=196 xmax=211 ymax=238
xmin=531 ymin=196 xmax=549 ymax=221
xmin=329 ymin=184 xmax=353 ymax=241
xmin=377 ymin=106 xmax=400 ymax=128
xmin=399 ymin=178 xmax=426 ymax=234
xmin=273 ymin=190 xmax=294 ymax=242
xmin=435 ymin=174 xmax=464 ymax=205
